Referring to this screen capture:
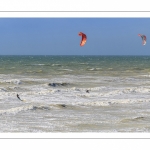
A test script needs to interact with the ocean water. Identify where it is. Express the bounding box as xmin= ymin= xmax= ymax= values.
xmin=1 ymin=55 xmax=150 ymax=132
